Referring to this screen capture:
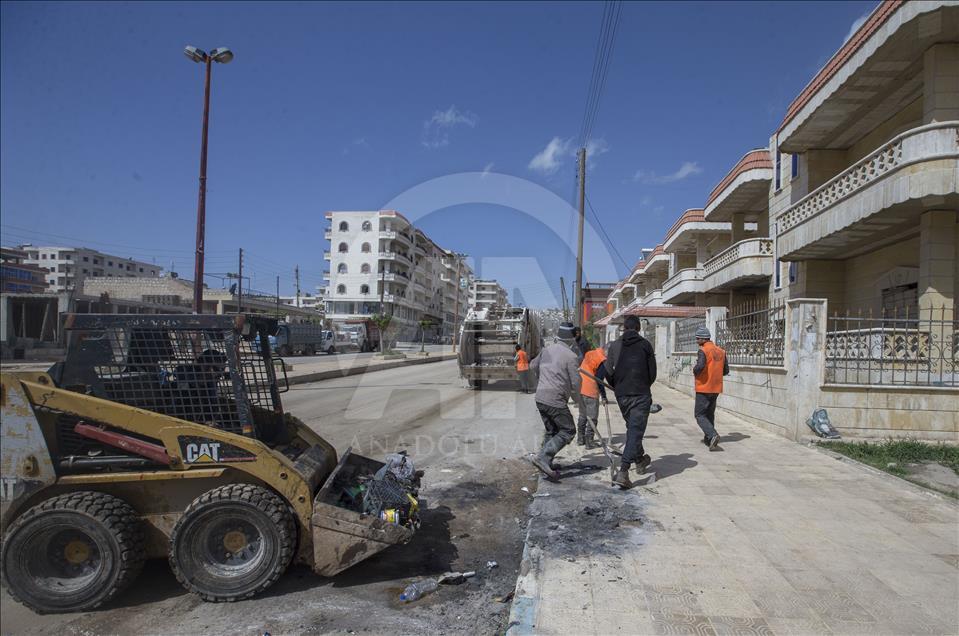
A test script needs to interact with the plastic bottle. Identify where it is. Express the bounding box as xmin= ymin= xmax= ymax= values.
xmin=399 ymin=578 xmax=438 ymax=602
